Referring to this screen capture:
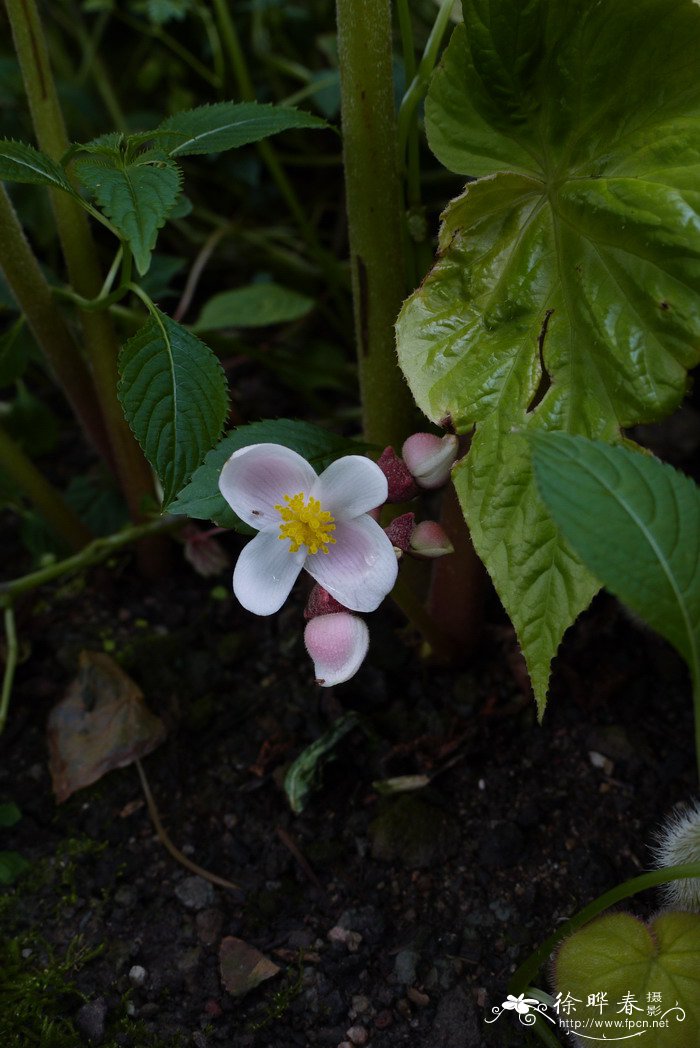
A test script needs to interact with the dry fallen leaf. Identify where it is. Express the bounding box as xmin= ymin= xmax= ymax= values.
xmin=219 ymin=936 xmax=280 ymax=997
xmin=48 ymin=651 xmax=166 ymax=803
